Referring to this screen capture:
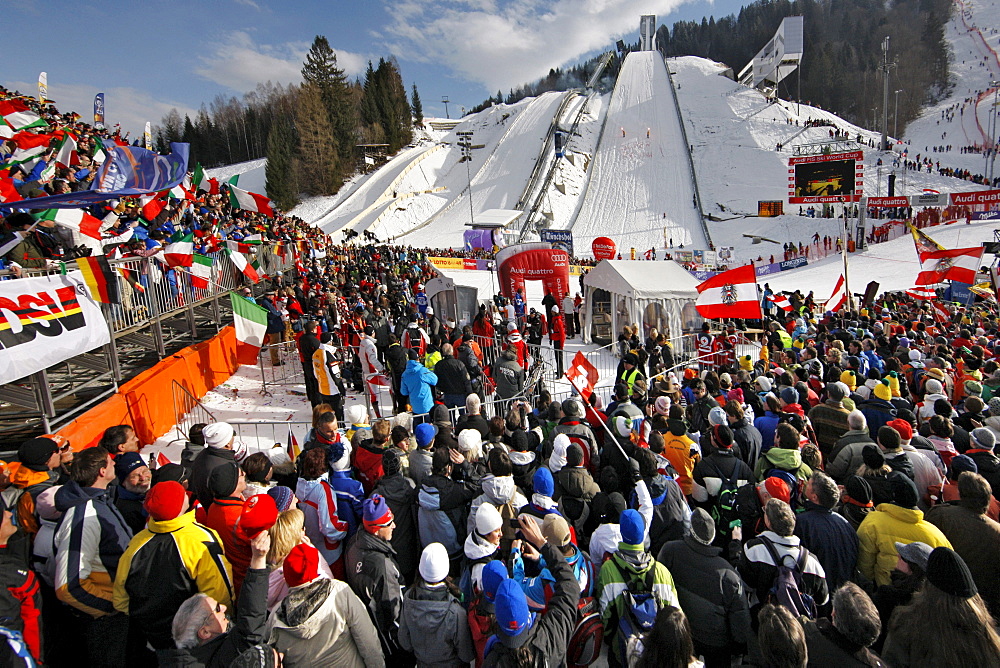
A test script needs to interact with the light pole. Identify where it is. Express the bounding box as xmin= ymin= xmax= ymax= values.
xmin=894 ymin=89 xmax=903 ymax=139
xmin=457 ymin=130 xmax=475 ymax=226
xmin=442 ymin=96 xmax=450 ymax=119
xmin=871 ymin=107 xmax=877 ymax=131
